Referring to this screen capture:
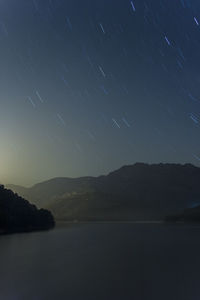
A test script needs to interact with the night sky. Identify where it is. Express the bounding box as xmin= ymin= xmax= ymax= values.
xmin=1 ymin=0 xmax=200 ymax=186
